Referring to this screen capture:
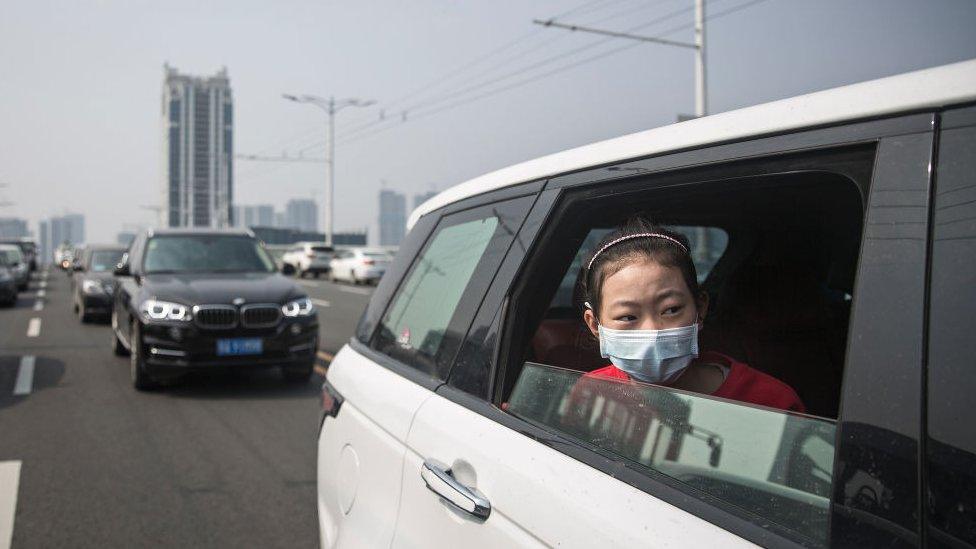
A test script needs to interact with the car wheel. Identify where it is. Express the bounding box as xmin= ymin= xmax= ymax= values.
xmin=313 ymin=271 xmax=320 ymax=279
xmin=129 ymin=323 xmax=156 ymax=390
xmin=282 ymin=363 xmax=314 ymax=383
xmin=111 ymin=311 xmax=130 ymax=356
xmin=351 ymin=270 xmax=359 ymax=285
xmin=78 ymin=302 xmax=91 ymax=323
